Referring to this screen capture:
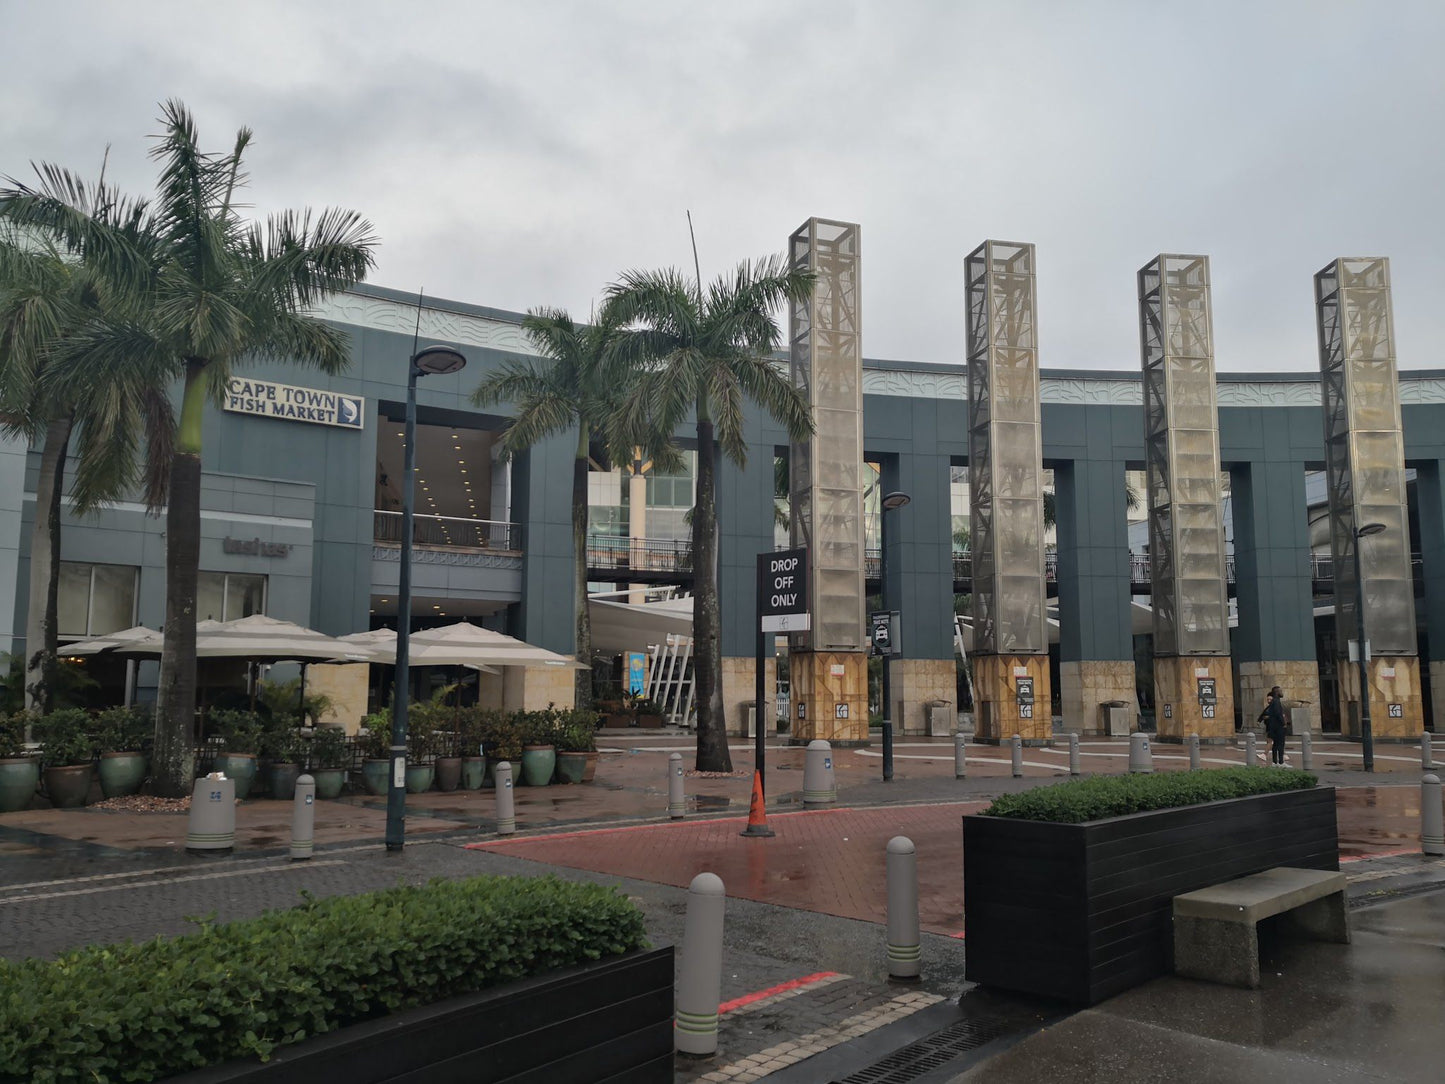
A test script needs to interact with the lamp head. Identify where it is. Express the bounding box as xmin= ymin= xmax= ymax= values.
xmin=412 ymin=345 xmax=468 ymax=376
xmin=882 ymin=490 xmax=912 ymax=511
